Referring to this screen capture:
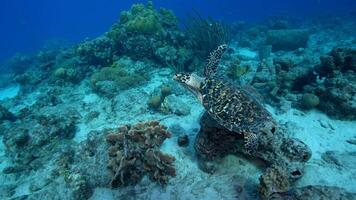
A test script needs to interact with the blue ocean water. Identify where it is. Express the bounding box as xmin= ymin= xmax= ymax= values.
xmin=1 ymin=0 xmax=355 ymax=62
xmin=0 ymin=1 xmax=356 ymax=200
